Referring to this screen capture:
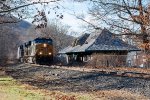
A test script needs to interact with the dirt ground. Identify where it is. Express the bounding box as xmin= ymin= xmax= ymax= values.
xmin=3 ymin=63 xmax=150 ymax=100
